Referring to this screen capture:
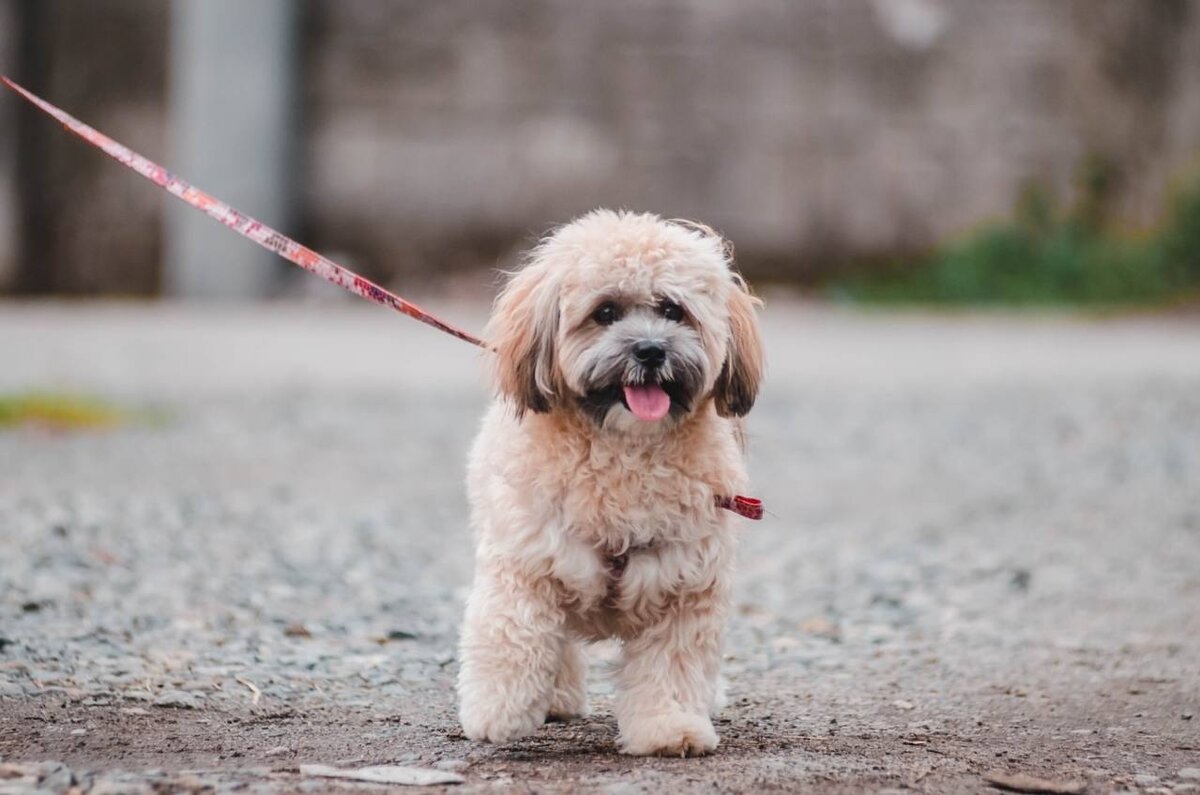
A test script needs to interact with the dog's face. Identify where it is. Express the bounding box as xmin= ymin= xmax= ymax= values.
xmin=487 ymin=210 xmax=763 ymax=430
